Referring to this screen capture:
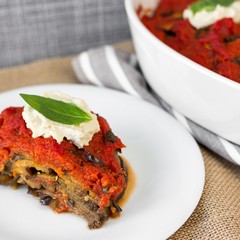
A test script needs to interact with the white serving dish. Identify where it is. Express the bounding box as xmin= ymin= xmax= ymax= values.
xmin=125 ymin=0 xmax=240 ymax=144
